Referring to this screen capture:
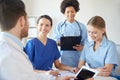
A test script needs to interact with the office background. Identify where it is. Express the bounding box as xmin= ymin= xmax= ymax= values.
xmin=14 ymin=0 xmax=120 ymax=44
